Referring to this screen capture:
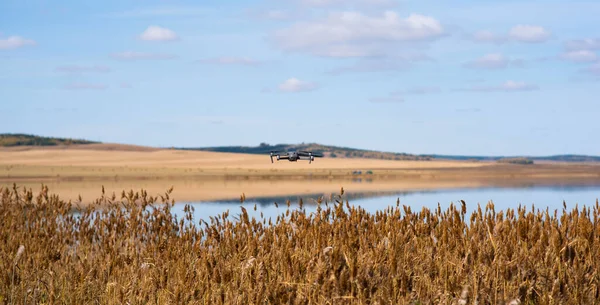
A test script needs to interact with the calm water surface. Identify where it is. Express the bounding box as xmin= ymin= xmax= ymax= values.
xmin=171 ymin=185 xmax=600 ymax=223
